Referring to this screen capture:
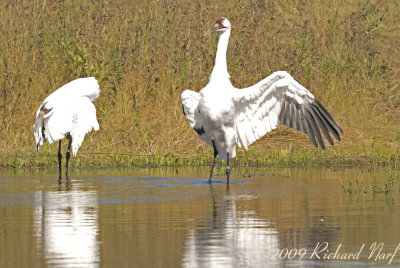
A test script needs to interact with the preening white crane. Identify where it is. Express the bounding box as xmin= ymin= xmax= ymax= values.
xmin=34 ymin=77 xmax=100 ymax=179
xmin=181 ymin=18 xmax=343 ymax=185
